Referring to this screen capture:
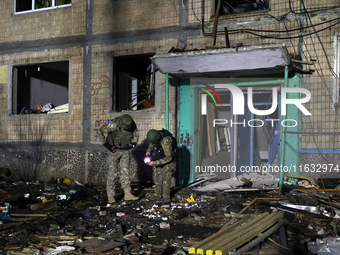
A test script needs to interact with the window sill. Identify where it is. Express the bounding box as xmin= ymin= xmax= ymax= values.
xmin=10 ymin=112 xmax=70 ymax=117
xmin=110 ymin=106 xmax=156 ymax=117
xmin=118 ymin=106 xmax=156 ymax=113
